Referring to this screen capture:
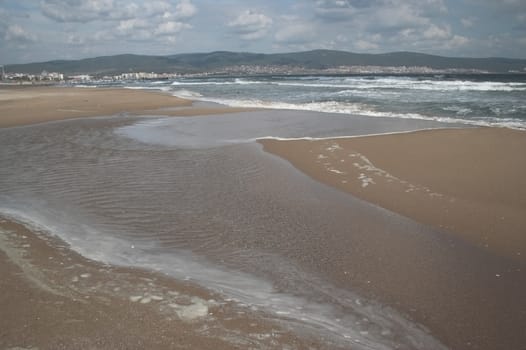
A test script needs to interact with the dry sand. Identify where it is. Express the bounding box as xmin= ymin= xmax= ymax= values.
xmin=260 ymin=127 xmax=526 ymax=261
xmin=0 ymin=86 xmax=252 ymax=128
